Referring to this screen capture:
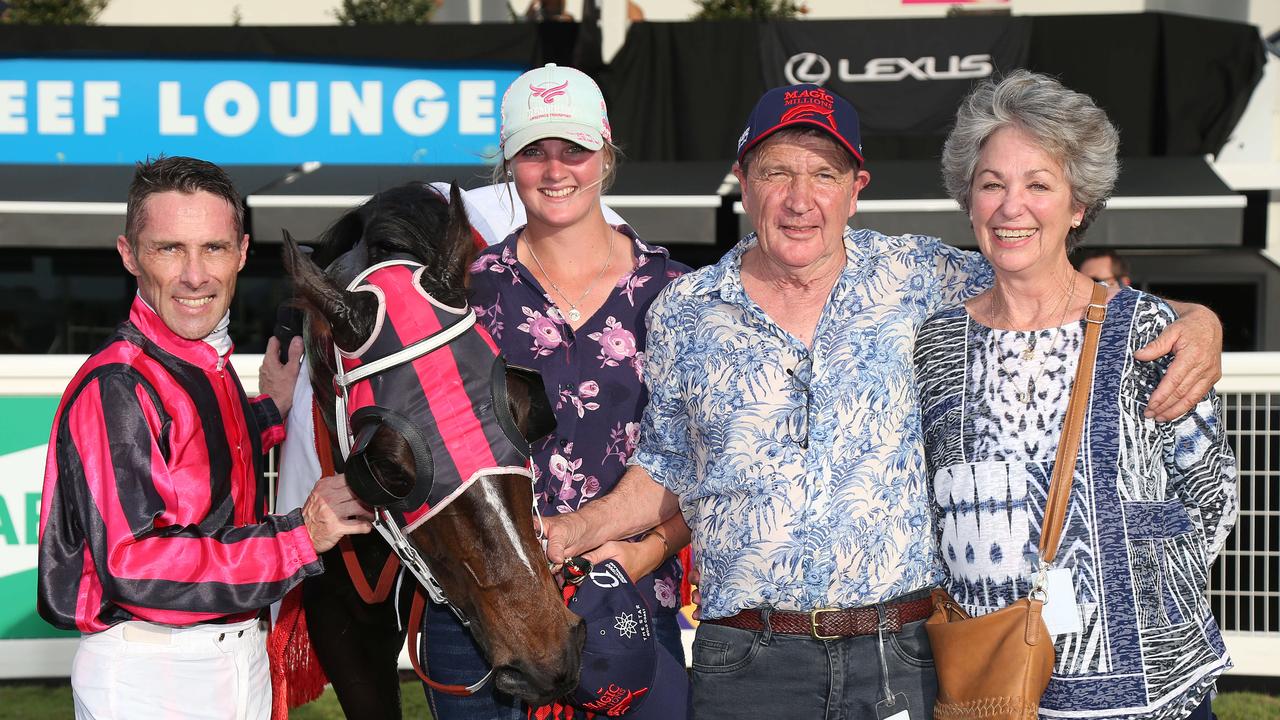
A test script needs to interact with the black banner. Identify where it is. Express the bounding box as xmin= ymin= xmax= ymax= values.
xmin=759 ymin=17 xmax=1031 ymax=135
xmin=602 ymin=13 xmax=1263 ymax=163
